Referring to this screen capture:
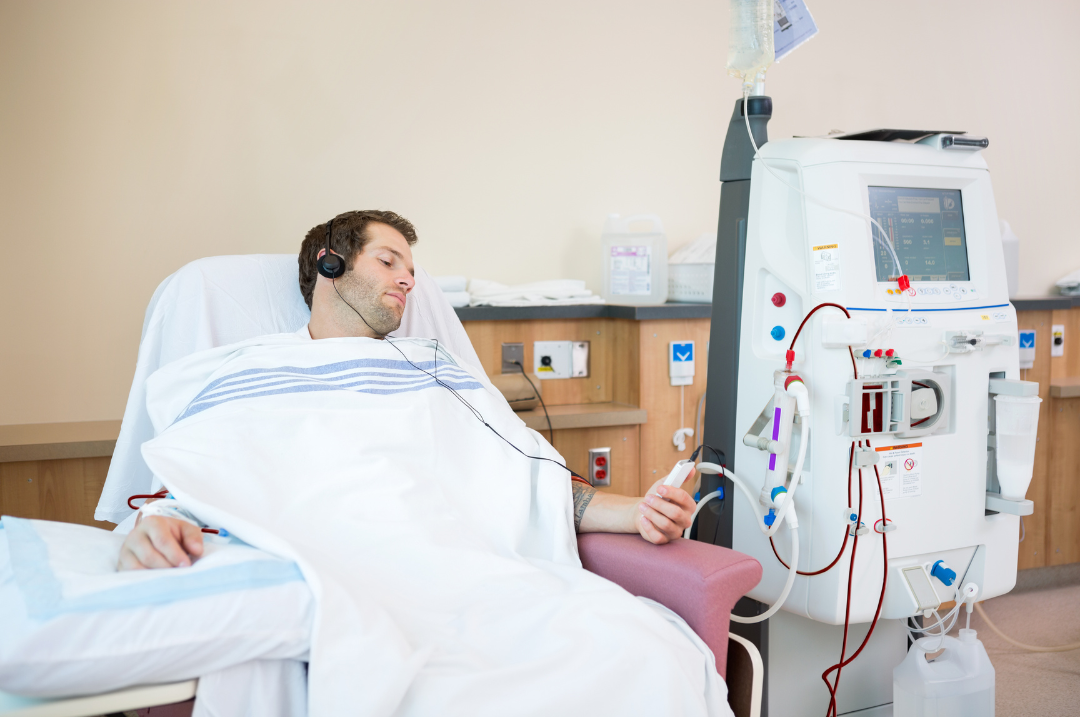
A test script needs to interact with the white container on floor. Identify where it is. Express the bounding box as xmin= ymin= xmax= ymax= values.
xmin=601 ymin=214 xmax=668 ymax=305
xmin=893 ymin=629 xmax=994 ymax=716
